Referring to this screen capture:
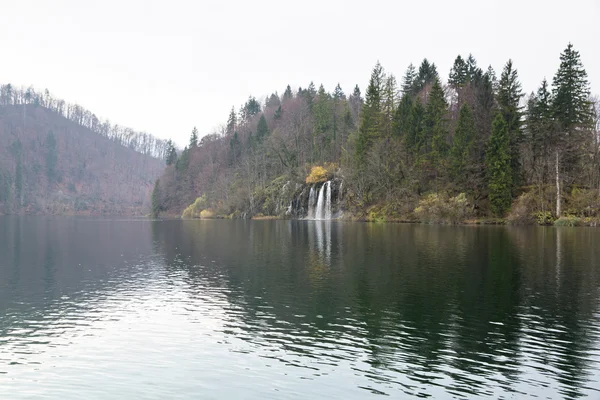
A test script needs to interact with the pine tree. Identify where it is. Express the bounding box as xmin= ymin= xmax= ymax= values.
xmin=526 ymin=79 xmax=553 ymax=183
xmin=226 ymin=107 xmax=237 ymax=136
xmin=356 ymin=62 xmax=385 ymax=162
xmin=349 ymin=85 xmax=363 ymax=123
xmin=405 ymin=100 xmax=425 ymax=161
xmin=151 ymin=179 xmax=161 ymax=218
xmin=411 ymin=59 xmax=438 ymax=96
xmin=165 ymin=139 xmax=177 ymax=165
xmin=401 ymin=63 xmax=416 ymax=95
xmin=486 ymin=113 xmax=513 ymax=216
xmin=256 ymin=114 xmax=269 ymax=142
xmin=497 ymin=59 xmax=524 ymax=189
xmin=333 ymin=83 xmax=345 ymax=101
xmin=451 ymin=104 xmax=476 ymax=181
xmin=449 ymin=55 xmax=468 ymax=88
xmin=466 ymin=54 xmax=479 ymax=80
xmin=421 ymin=79 xmax=448 ymax=165
xmin=392 ymin=94 xmax=414 ymax=138
xmin=551 ymin=43 xmax=592 ymax=216
xmin=382 ymin=74 xmax=399 ymax=137
xmin=229 ymin=132 xmax=241 ymax=165
xmin=283 ymin=85 xmax=293 ymax=100
xmin=189 ymin=127 xmax=199 ymax=147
